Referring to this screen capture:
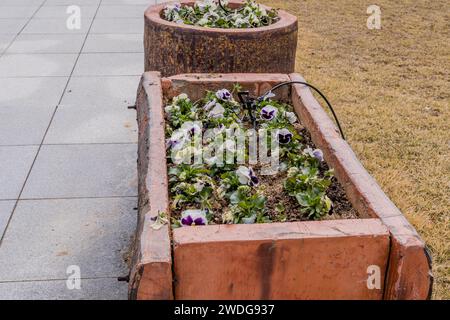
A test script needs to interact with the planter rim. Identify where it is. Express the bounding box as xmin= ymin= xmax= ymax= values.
xmin=145 ymin=0 xmax=298 ymax=35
